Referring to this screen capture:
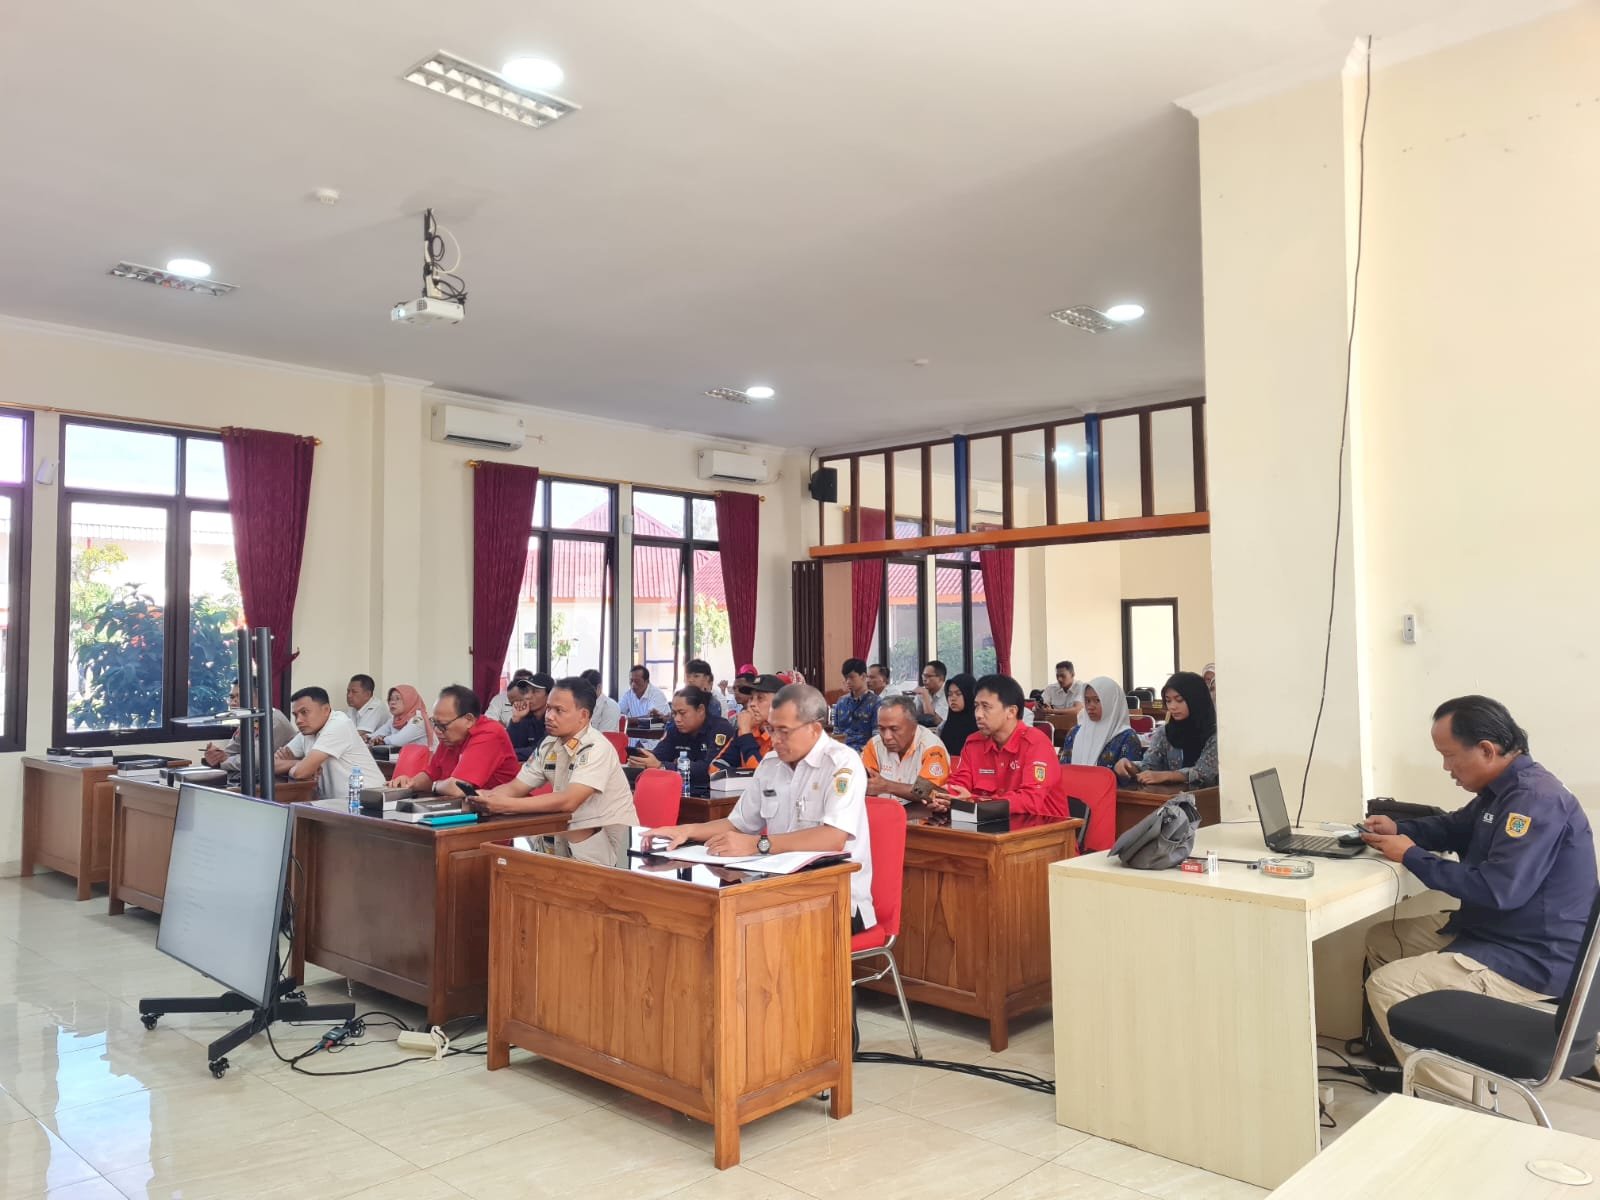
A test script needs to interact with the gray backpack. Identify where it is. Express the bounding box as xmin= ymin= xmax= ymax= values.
xmin=1110 ymin=794 xmax=1200 ymax=869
